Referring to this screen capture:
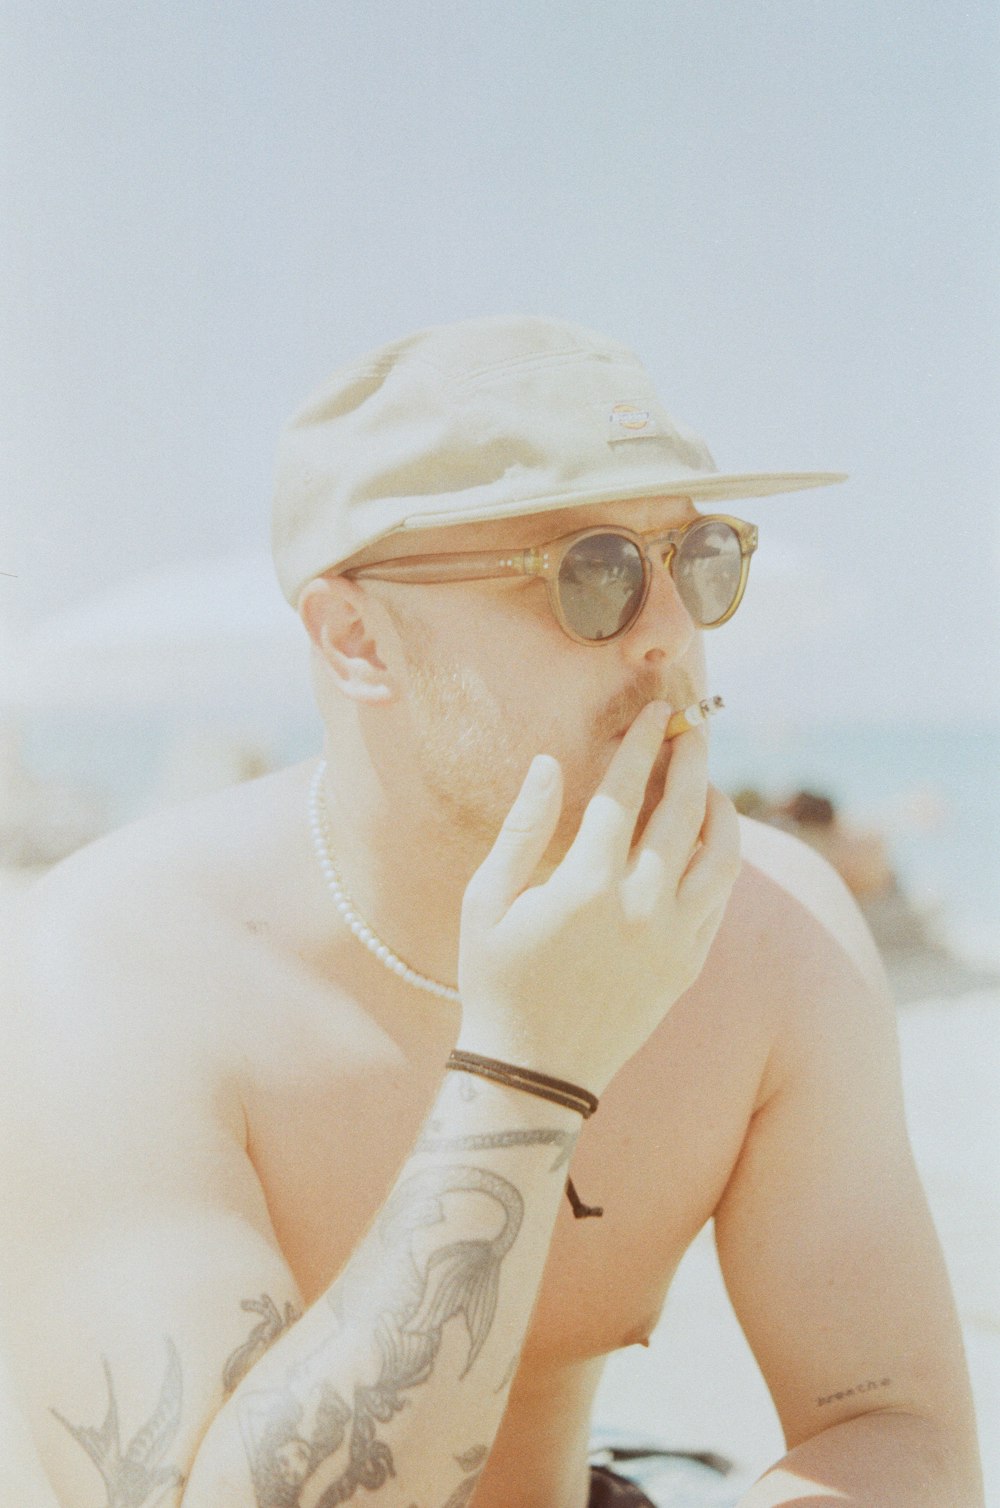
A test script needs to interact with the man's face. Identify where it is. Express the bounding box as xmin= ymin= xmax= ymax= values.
xmin=370 ymin=495 xmax=709 ymax=860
